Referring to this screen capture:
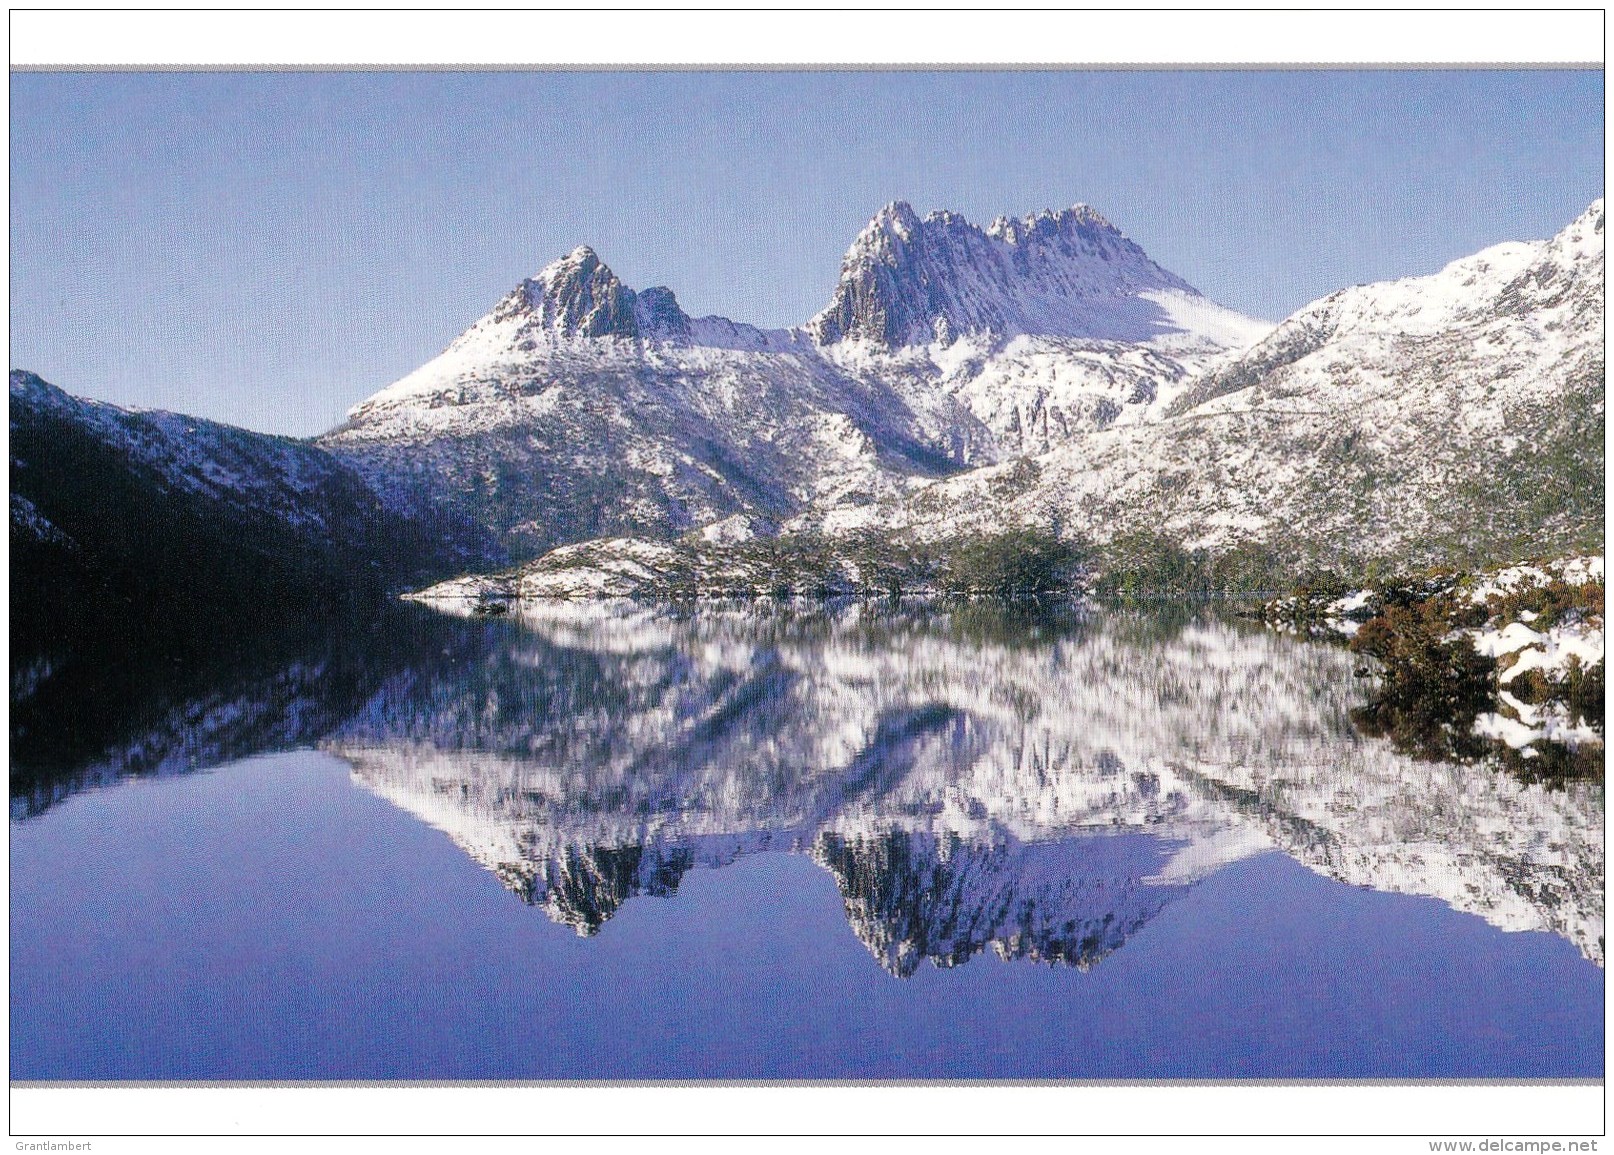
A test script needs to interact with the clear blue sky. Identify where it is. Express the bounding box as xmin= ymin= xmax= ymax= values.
xmin=11 ymin=70 xmax=1604 ymax=437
